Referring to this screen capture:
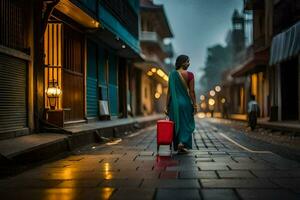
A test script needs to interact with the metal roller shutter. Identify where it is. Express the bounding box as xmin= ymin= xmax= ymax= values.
xmin=0 ymin=53 xmax=27 ymax=135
